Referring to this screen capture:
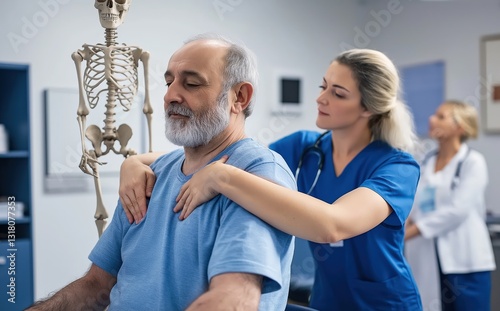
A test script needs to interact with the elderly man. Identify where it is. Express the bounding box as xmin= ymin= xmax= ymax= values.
xmin=28 ymin=34 xmax=295 ymax=311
